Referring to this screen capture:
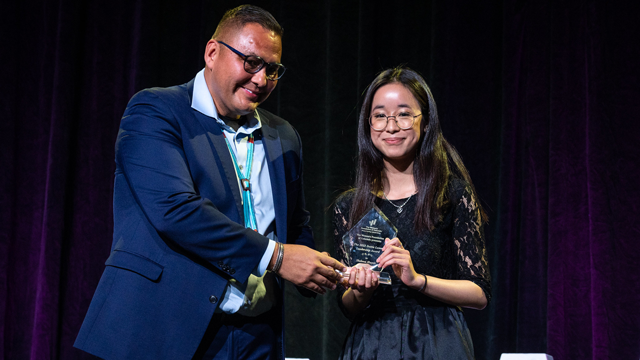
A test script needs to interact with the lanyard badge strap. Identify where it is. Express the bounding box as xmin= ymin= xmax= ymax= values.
xmin=224 ymin=133 xmax=258 ymax=231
